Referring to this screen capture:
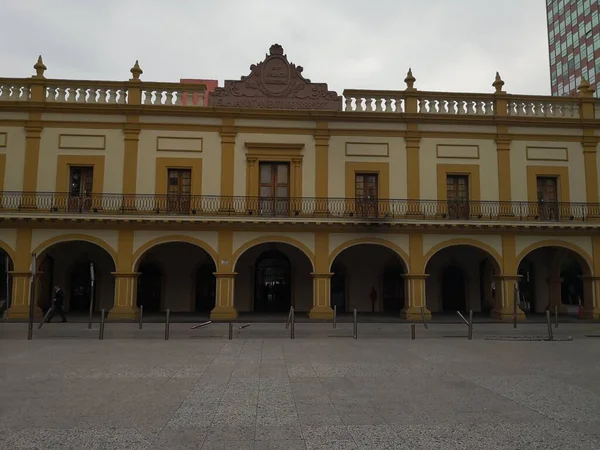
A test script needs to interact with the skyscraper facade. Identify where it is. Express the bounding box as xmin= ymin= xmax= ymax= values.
xmin=546 ymin=0 xmax=600 ymax=97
